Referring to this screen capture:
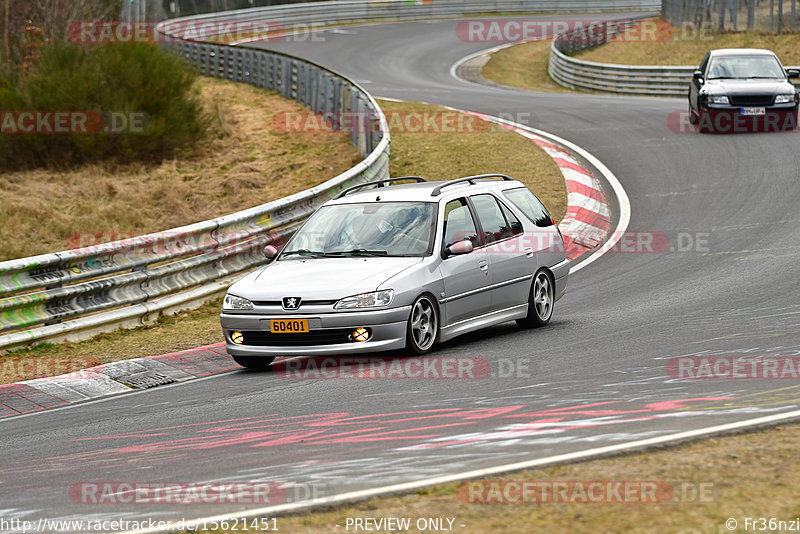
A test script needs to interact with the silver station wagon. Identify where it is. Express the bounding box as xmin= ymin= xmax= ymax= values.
xmin=220 ymin=175 xmax=569 ymax=369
